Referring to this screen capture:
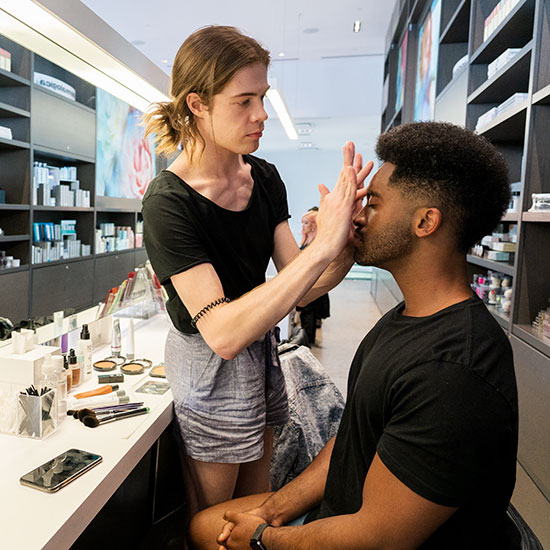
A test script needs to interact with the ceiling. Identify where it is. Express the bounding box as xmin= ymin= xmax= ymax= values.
xmin=80 ymin=0 xmax=398 ymax=151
